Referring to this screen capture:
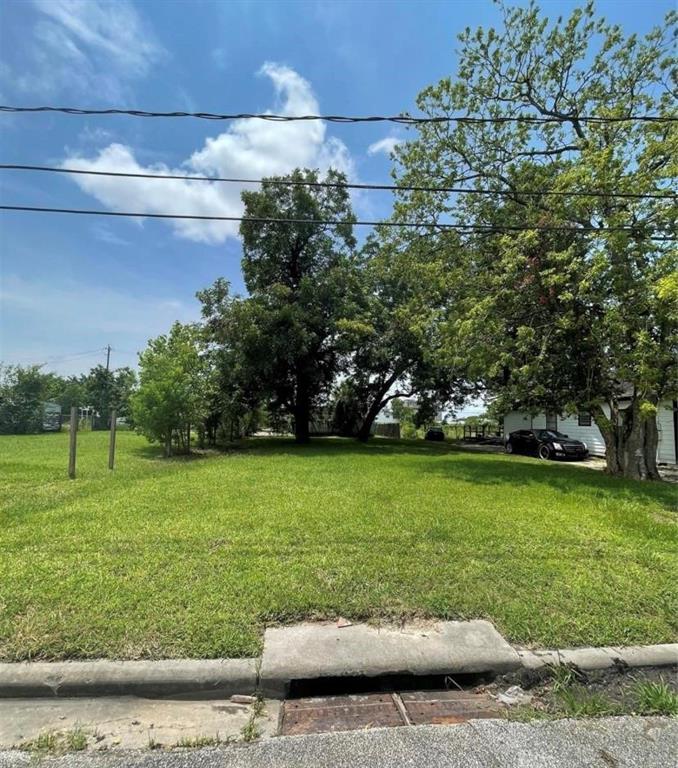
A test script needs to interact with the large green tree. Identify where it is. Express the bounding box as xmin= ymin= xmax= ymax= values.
xmin=229 ymin=168 xmax=359 ymax=443
xmin=131 ymin=322 xmax=209 ymax=456
xmin=0 ymin=365 xmax=61 ymax=434
xmin=196 ymin=278 xmax=263 ymax=444
xmin=336 ymin=234 xmax=470 ymax=441
xmin=395 ymin=0 xmax=677 ymax=479
xmin=84 ymin=365 xmax=137 ymax=427
xmin=53 ymin=376 xmax=87 ymax=414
